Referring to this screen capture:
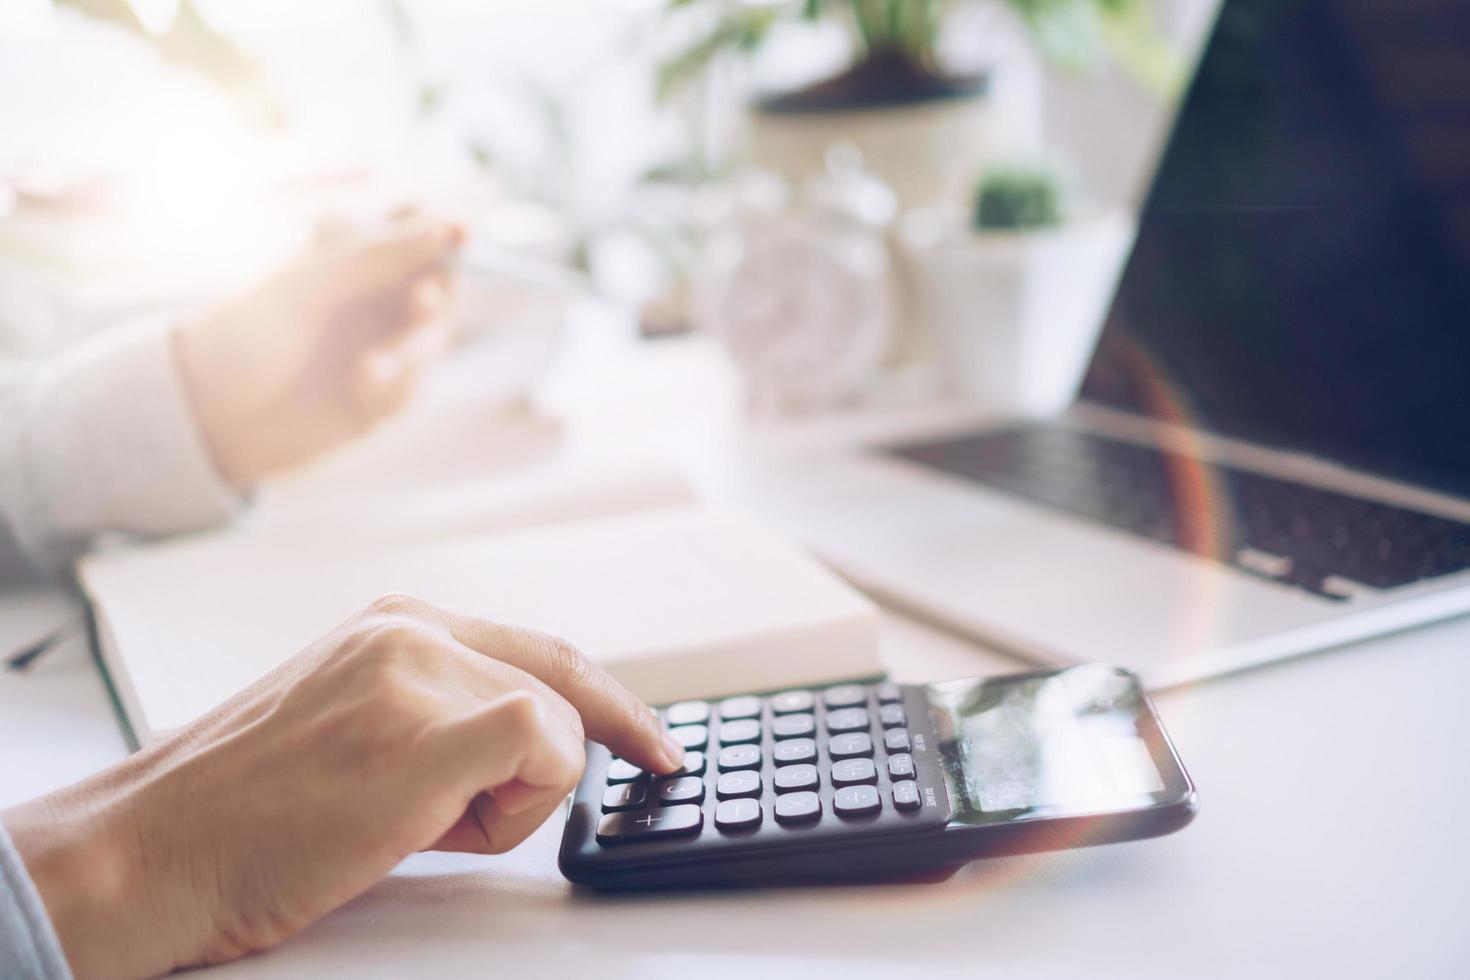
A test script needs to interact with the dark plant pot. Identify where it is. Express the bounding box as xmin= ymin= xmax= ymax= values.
xmin=754 ymin=48 xmax=989 ymax=116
